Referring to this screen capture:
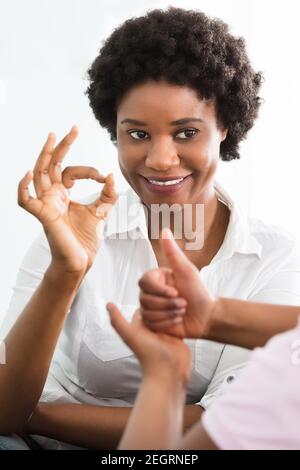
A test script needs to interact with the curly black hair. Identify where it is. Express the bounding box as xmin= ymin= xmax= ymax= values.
xmin=86 ymin=7 xmax=263 ymax=161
